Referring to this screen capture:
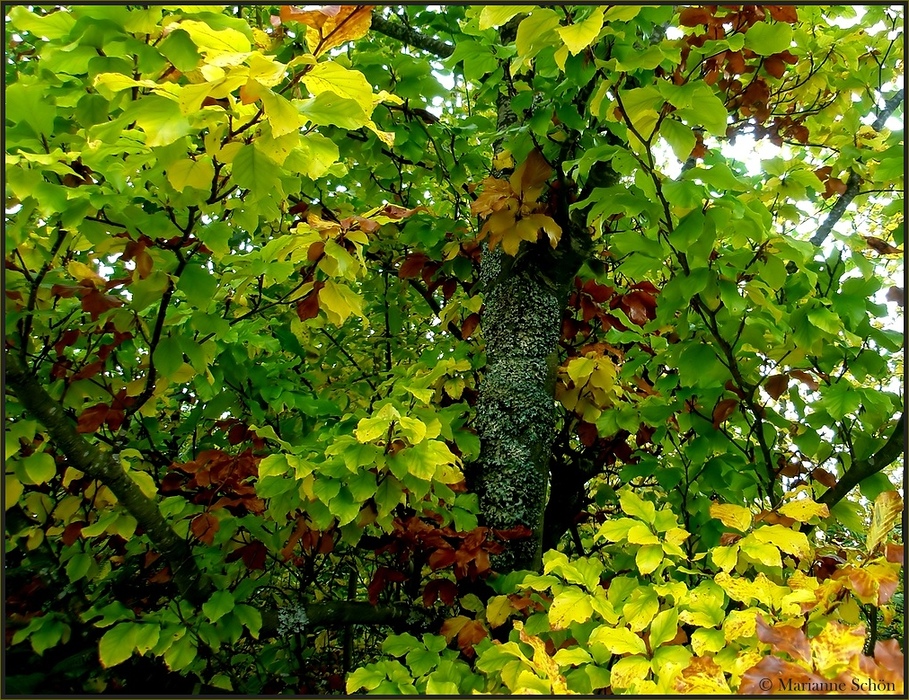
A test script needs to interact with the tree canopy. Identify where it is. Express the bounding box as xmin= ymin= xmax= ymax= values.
xmin=4 ymin=4 xmax=905 ymax=695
